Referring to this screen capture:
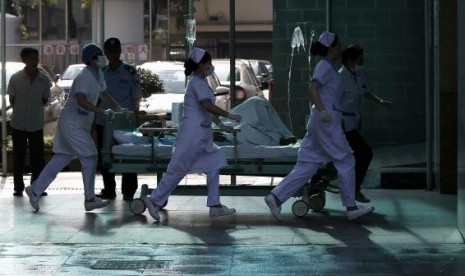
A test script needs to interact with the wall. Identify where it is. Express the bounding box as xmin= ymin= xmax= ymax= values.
xmin=272 ymin=0 xmax=426 ymax=148
xmin=457 ymin=0 xmax=465 ymax=237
